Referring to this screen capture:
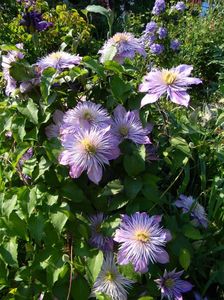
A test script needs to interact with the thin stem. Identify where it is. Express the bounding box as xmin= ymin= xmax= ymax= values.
xmin=66 ymin=236 xmax=73 ymax=300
